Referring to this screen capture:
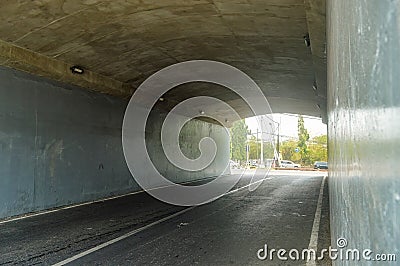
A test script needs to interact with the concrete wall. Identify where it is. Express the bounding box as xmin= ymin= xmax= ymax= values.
xmin=0 ymin=66 xmax=229 ymax=219
xmin=146 ymin=113 xmax=230 ymax=184
xmin=327 ymin=0 xmax=400 ymax=263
